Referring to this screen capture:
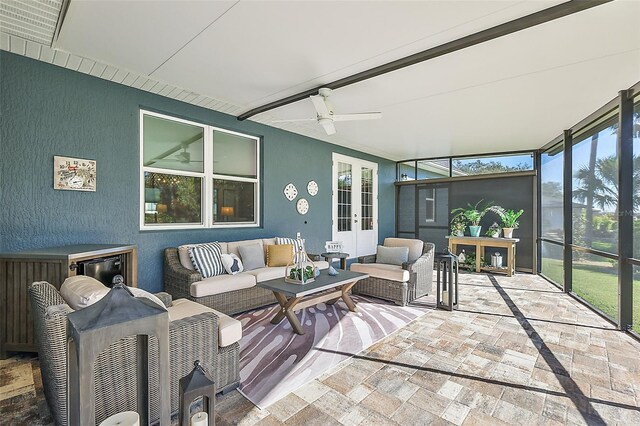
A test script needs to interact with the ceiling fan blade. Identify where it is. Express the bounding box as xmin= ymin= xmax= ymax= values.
xmin=332 ymin=112 xmax=382 ymax=122
xmin=310 ymin=94 xmax=331 ymax=117
xmin=271 ymin=118 xmax=318 ymax=123
xmin=319 ymin=118 xmax=336 ymax=135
